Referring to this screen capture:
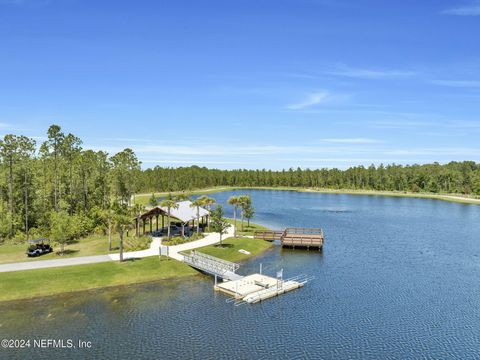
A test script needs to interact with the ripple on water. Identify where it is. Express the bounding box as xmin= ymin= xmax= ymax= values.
xmin=2 ymin=190 xmax=480 ymax=359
